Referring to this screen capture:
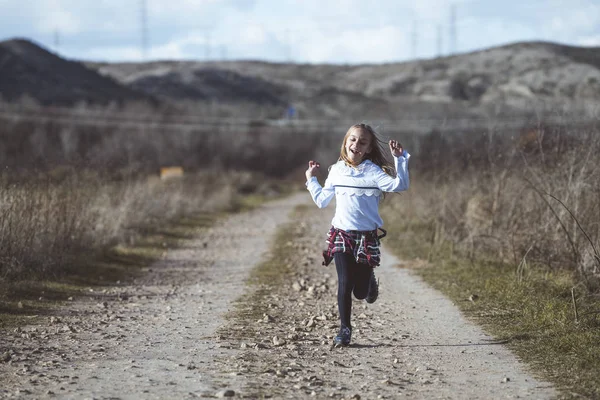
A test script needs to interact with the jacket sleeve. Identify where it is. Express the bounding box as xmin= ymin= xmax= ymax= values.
xmin=374 ymin=151 xmax=410 ymax=192
xmin=306 ymin=173 xmax=335 ymax=208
